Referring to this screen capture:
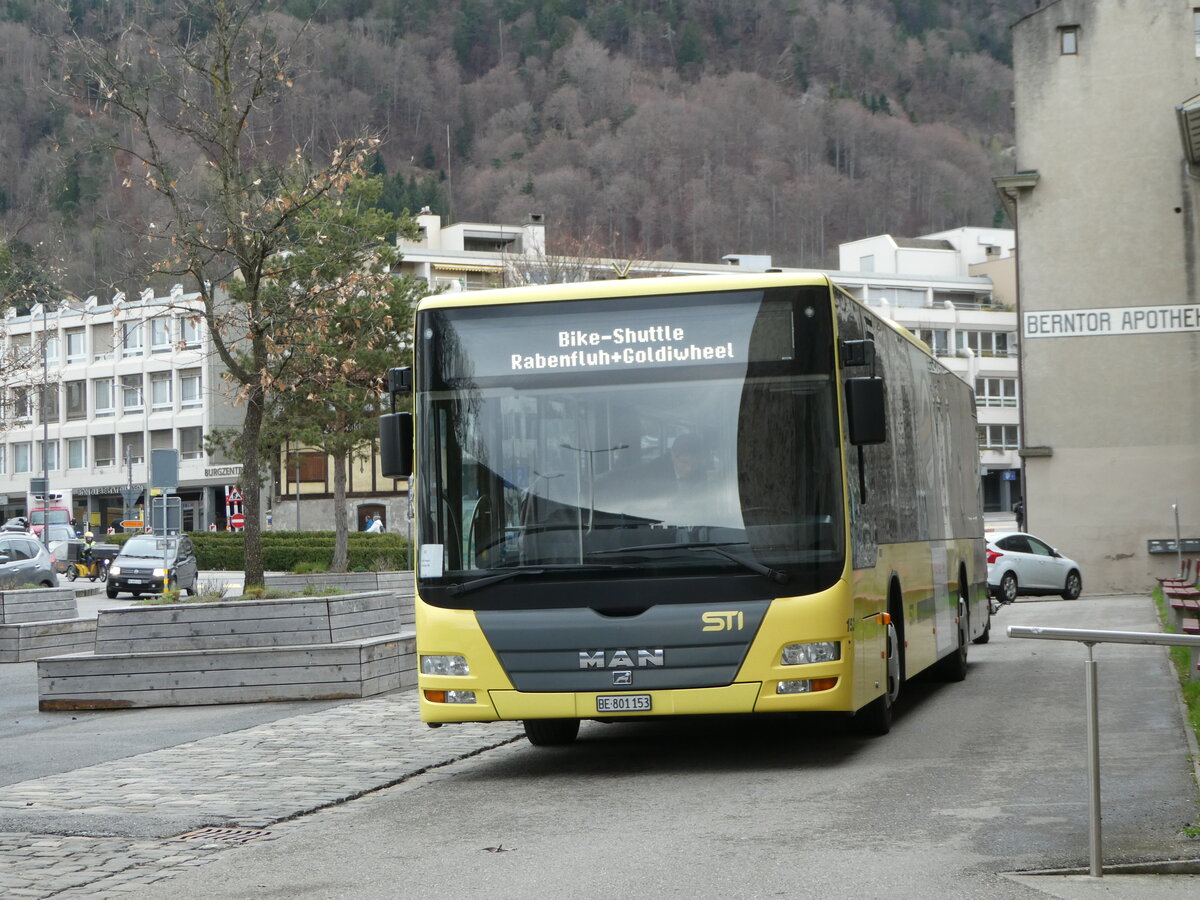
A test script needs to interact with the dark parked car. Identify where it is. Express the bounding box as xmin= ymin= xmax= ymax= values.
xmin=0 ymin=532 xmax=58 ymax=588
xmin=107 ymin=535 xmax=199 ymax=598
